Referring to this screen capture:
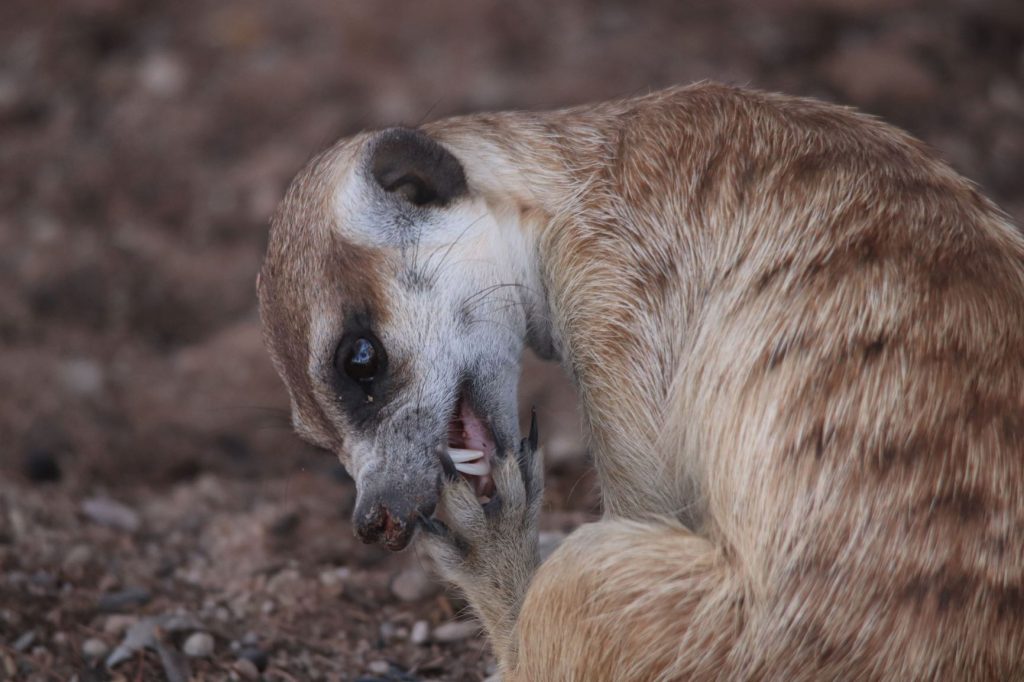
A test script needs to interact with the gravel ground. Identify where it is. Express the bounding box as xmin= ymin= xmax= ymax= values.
xmin=0 ymin=0 xmax=1021 ymax=679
